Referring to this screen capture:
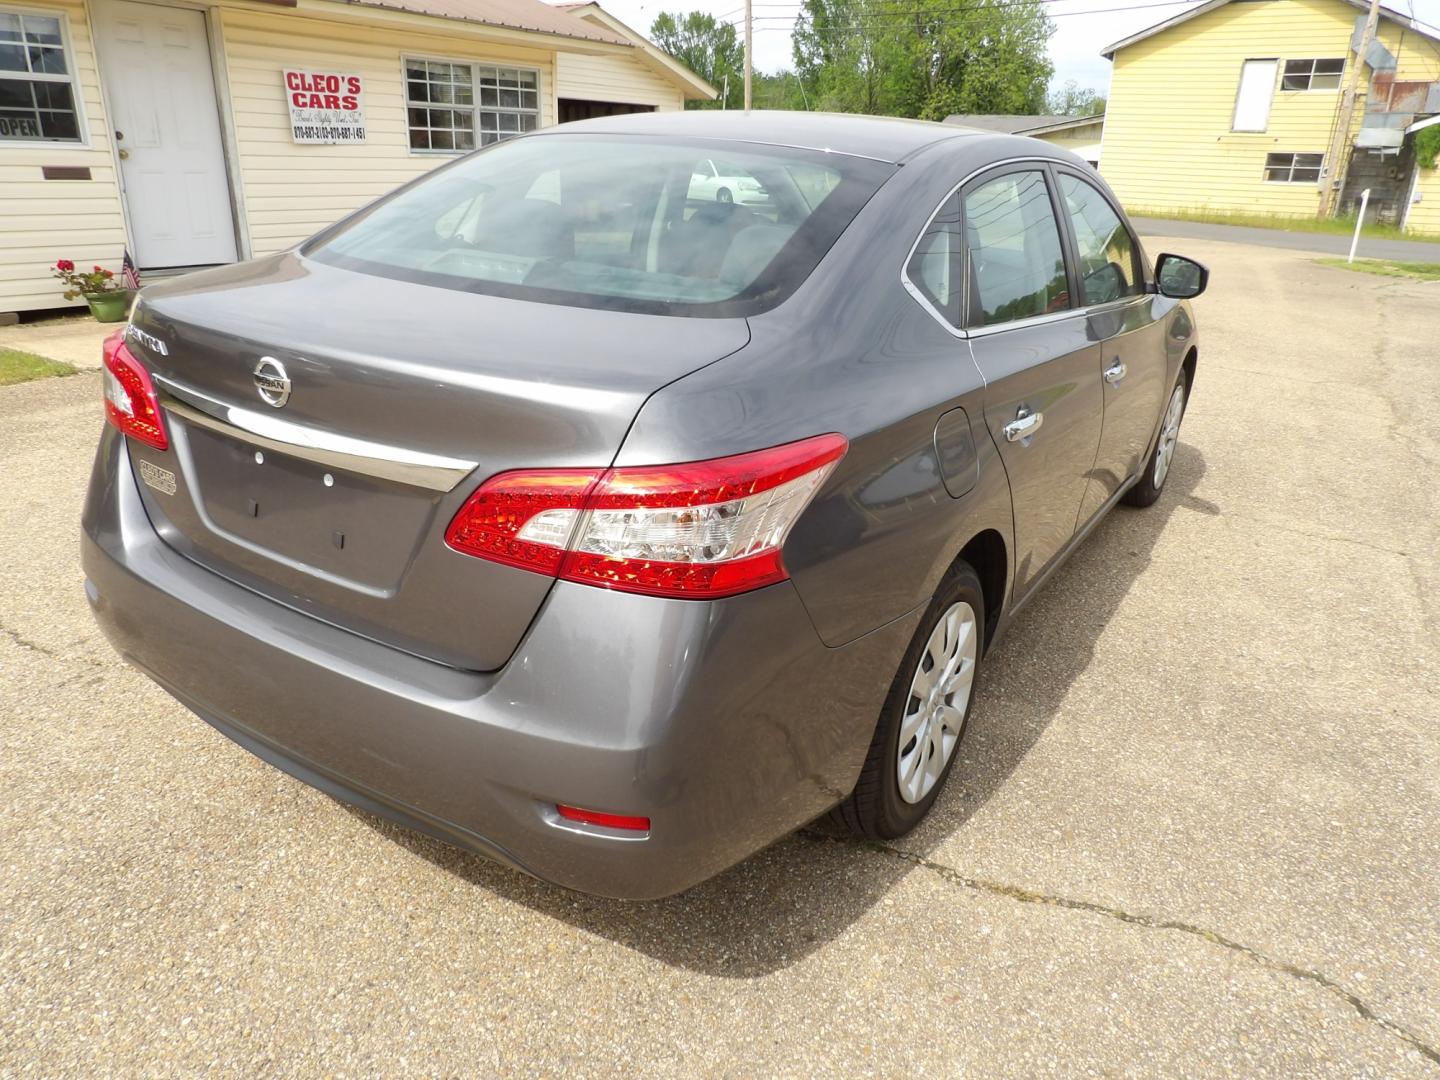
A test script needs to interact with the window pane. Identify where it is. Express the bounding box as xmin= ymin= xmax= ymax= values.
xmin=1281 ymin=73 xmax=1309 ymax=90
xmin=409 ymin=128 xmax=428 ymax=149
xmin=23 ymin=15 xmax=62 ymax=44
xmin=34 ymin=81 xmax=70 ymax=109
xmin=1233 ymin=59 xmax=1277 ymax=131
xmin=314 ymin=137 xmax=885 ymax=315
xmin=0 ymin=41 xmax=24 ymax=71
xmin=39 ymin=108 xmax=75 ymax=139
xmin=1292 ymin=168 xmax=1321 ymax=182
xmin=907 ymin=194 xmax=960 ymax=324
xmin=31 ymin=44 xmax=67 ymax=74
xmin=0 ymin=13 xmax=21 ymax=40
xmin=1264 ymin=167 xmax=1289 ymax=181
xmin=0 ymin=76 xmax=29 ymax=107
xmin=1314 ymin=58 xmax=1345 ymax=73
xmin=964 ymin=171 xmax=1069 ymax=326
xmin=1312 ymin=73 xmax=1342 ymax=89
xmin=1264 ymin=153 xmax=1291 ymax=168
xmin=1282 ymin=59 xmax=1309 ymax=75
xmin=1060 ymin=174 xmax=1139 ymax=305
xmin=1295 ymin=153 xmax=1324 ymax=168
